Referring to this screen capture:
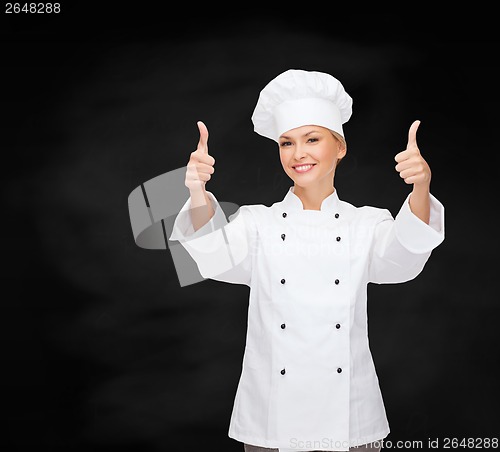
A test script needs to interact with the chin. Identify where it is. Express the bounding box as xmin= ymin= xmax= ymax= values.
xmin=285 ymin=168 xmax=321 ymax=187
xmin=291 ymin=178 xmax=316 ymax=188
